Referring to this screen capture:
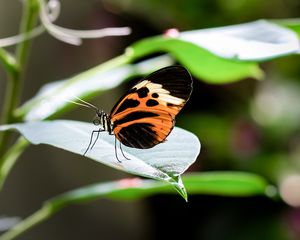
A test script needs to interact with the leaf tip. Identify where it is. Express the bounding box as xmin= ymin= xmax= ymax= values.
xmin=168 ymin=175 xmax=188 ymax=201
